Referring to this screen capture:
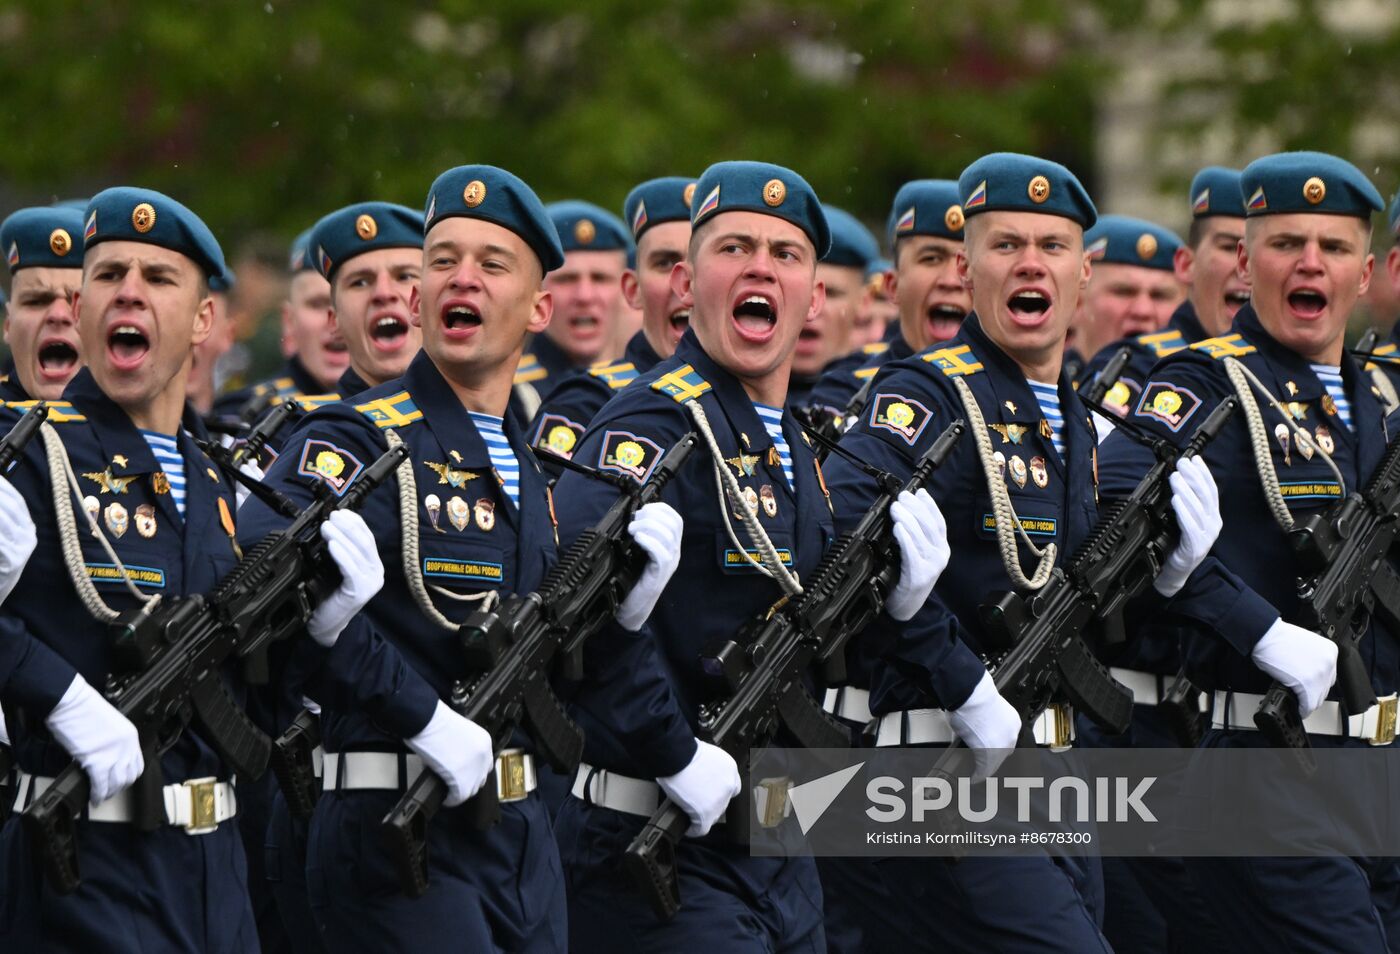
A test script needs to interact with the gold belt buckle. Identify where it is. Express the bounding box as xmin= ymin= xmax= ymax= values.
xmin=1371 ymin=695 xmax=1398 ymax=746
xmin=1050 ymin=702 xmax=1074 ymax=751
xmin=185 ymin=778 xmax=219 ymax=833
xmin=496 ymin=751 xmax=529 ymax=802
xmin=755 ymin=776 xmax=792 ymax=829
